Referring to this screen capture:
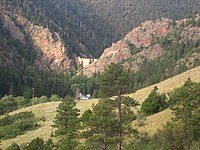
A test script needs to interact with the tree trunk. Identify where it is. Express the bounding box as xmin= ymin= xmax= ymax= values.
xmin=117 ymin=91 xmax=122 ymax=150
